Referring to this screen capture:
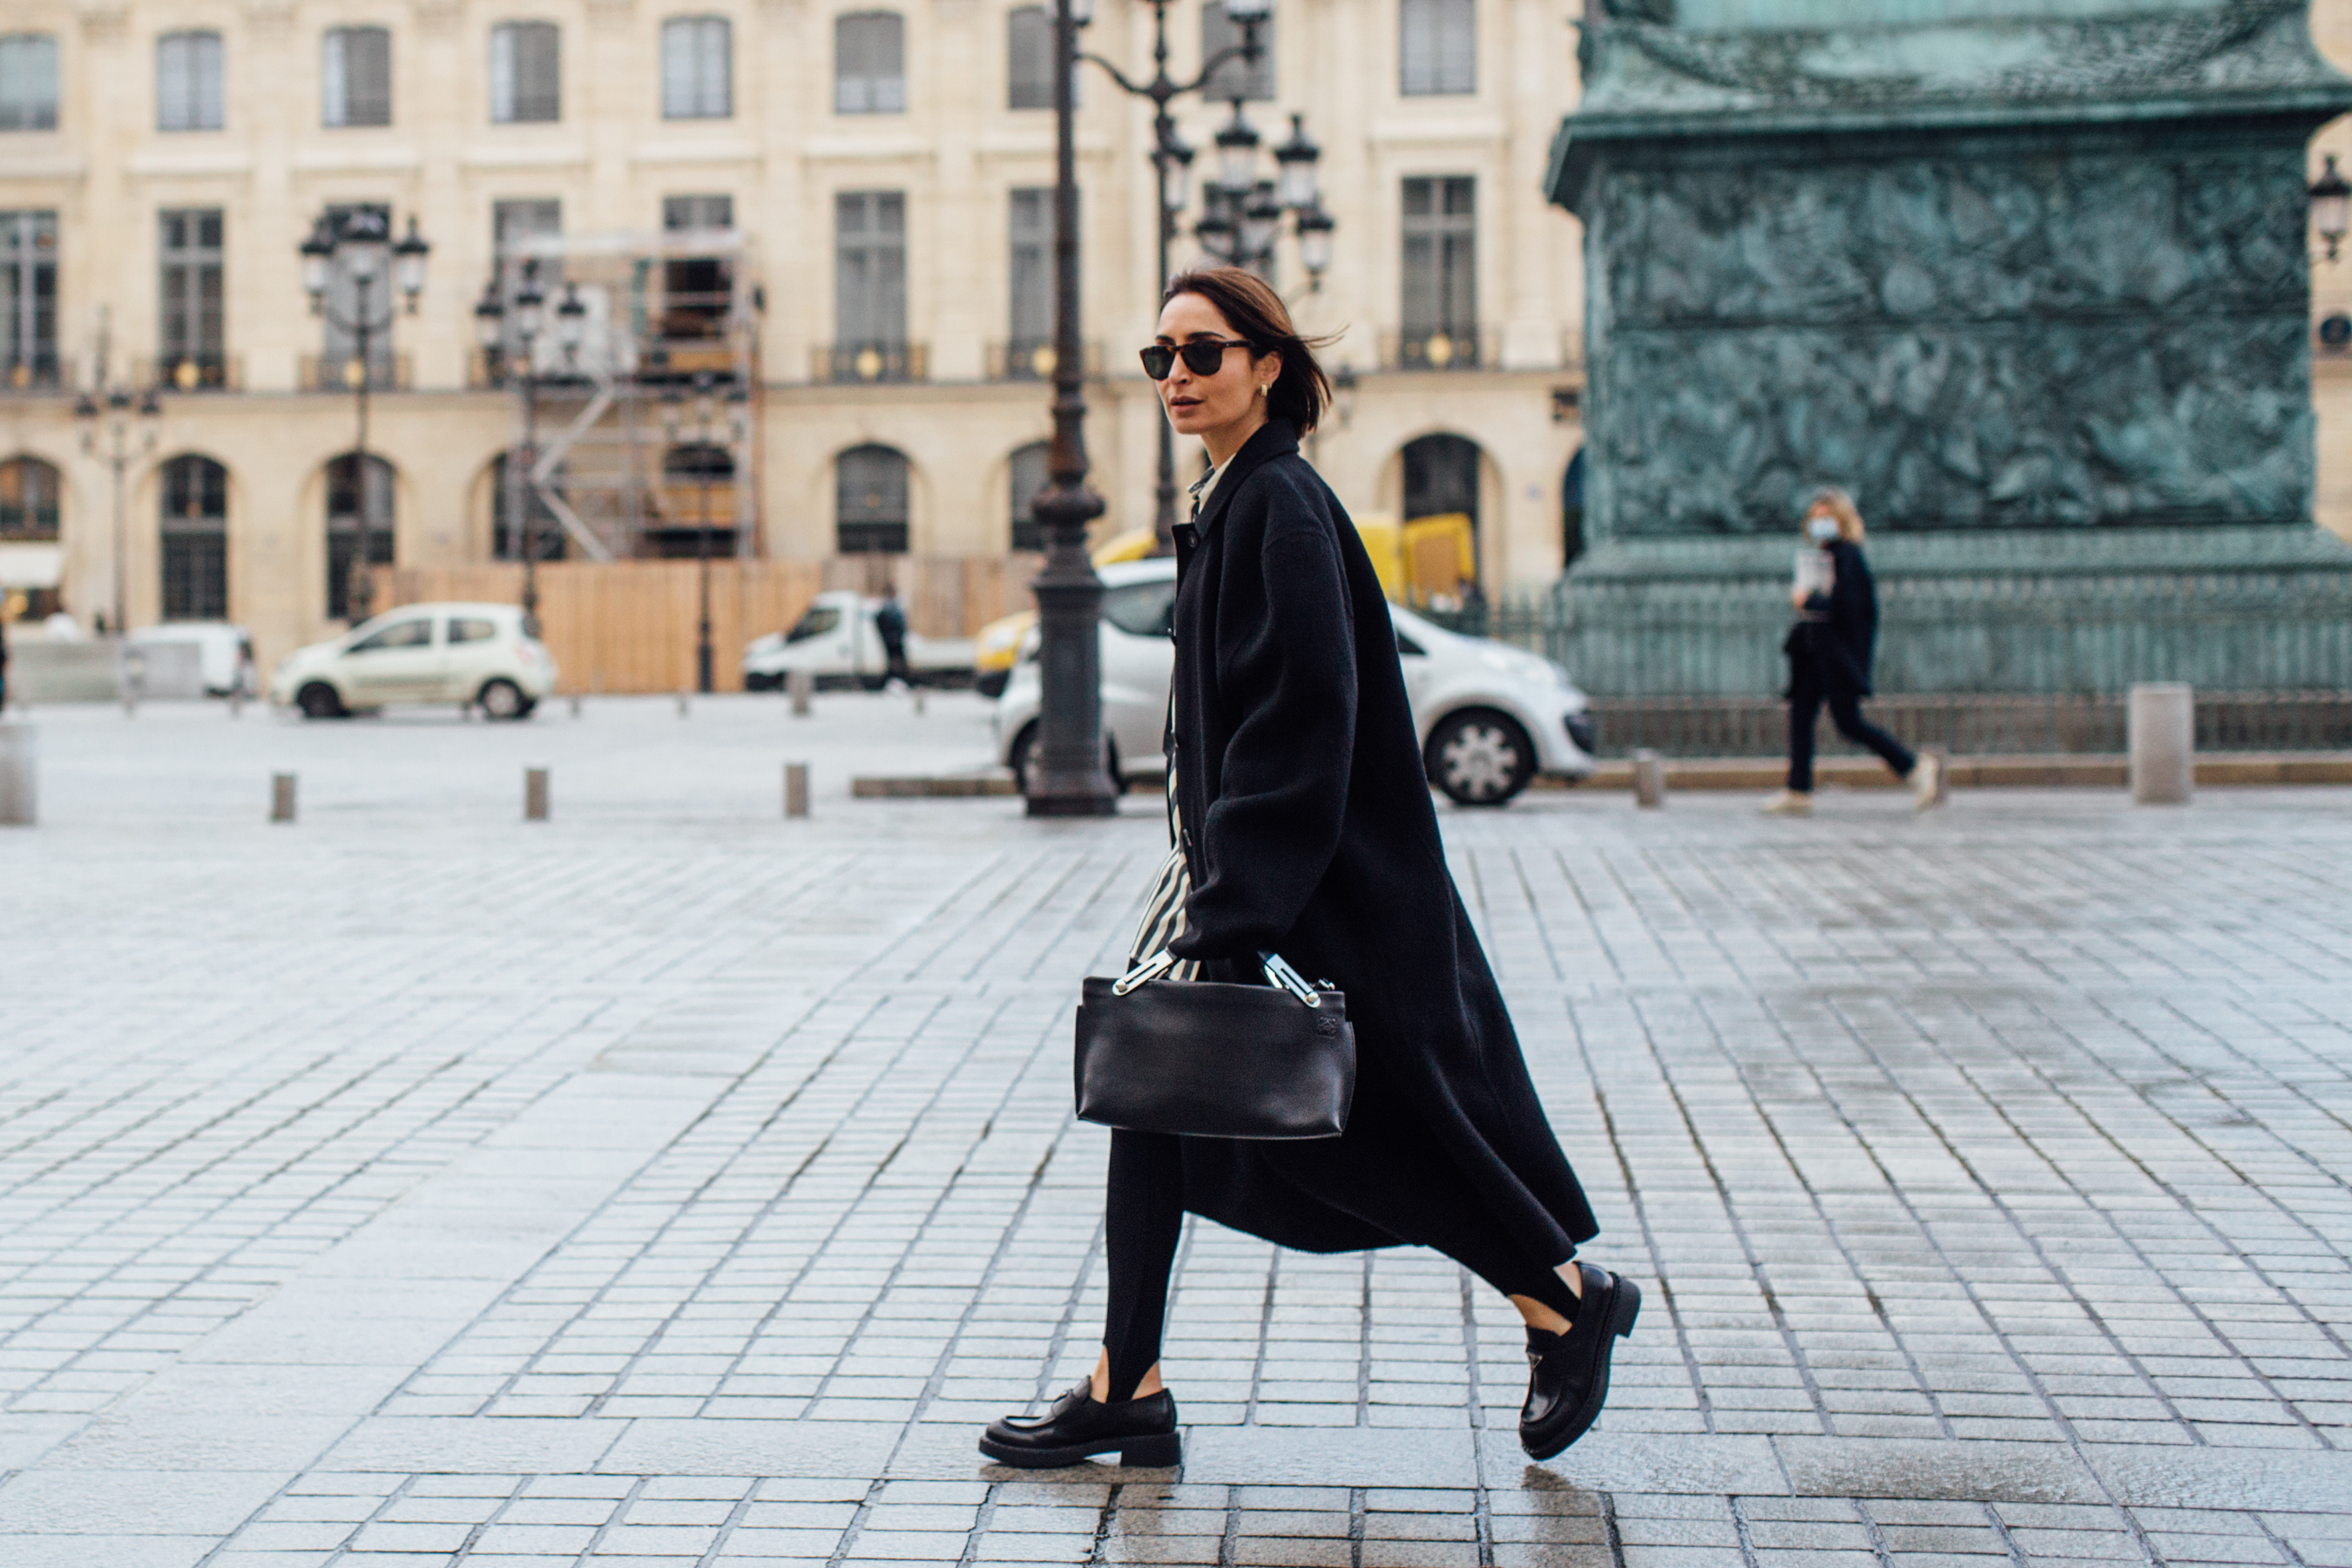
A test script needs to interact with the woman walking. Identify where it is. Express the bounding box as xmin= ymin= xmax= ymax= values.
xmin=1761 ymin=488 xmax=1941 ymax=815
xmin=981 ymin=268 xmax=1636 ymax=1471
